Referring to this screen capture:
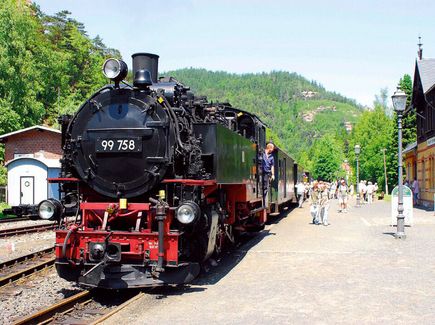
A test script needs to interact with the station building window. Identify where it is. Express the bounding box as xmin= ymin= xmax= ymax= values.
xmin=420 ymin=158 xmax=426 ymax=192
